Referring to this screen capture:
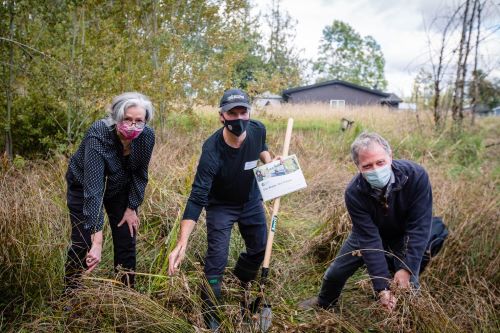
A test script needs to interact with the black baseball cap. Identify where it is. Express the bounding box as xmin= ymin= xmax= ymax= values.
xmin=219 ymin=88 xmax=251 ymax=112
